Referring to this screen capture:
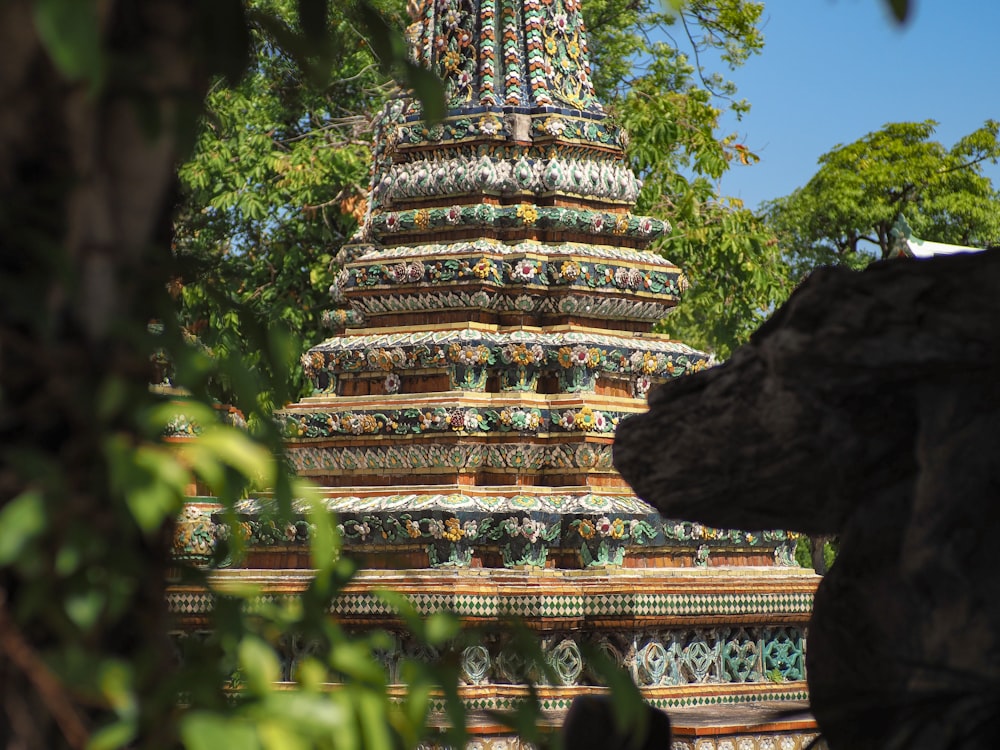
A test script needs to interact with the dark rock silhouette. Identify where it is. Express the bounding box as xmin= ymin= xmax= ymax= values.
xmin=614 ymin=252 xmax=1000 ymax=749
xmin=560 ymin=695 xmax=672 ymax=750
